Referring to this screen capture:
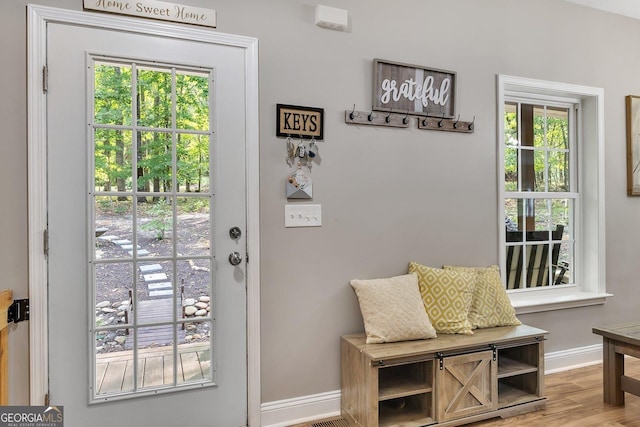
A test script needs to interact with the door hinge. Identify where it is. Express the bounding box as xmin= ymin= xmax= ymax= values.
xmin=44 ymin=229 xmax=49 ymax=256
xmin=8 ymin=298 xmax=29 ymax=324
xmin=44 ymin=393 xmax=50 ymax=406
xmin=43 ymin=65 xmax=48 ymax=93
xmin=246 ymin=252 xmax=249 ymax=264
